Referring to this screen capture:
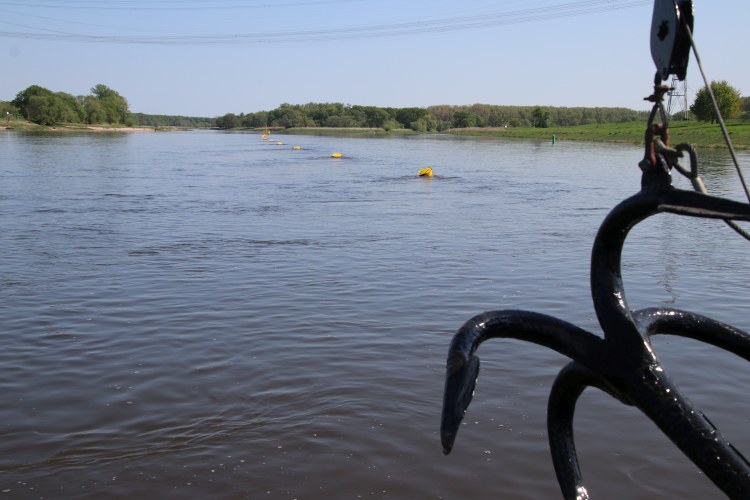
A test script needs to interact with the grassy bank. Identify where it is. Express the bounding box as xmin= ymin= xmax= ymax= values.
xmin=278 ymin=120 xmax=750 ymax=150
xmin=6 ymin=118 xmax=749 ymax=150
xmin=448 ymin=120 xmax=750 ymax=150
